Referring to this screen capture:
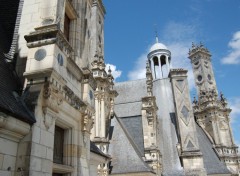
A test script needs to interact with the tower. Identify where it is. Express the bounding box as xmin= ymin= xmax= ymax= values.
xmin=189 ymin=43 xmax=240 ymax=174
xmin=147 ymin=37 xmax=171 ymax=79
